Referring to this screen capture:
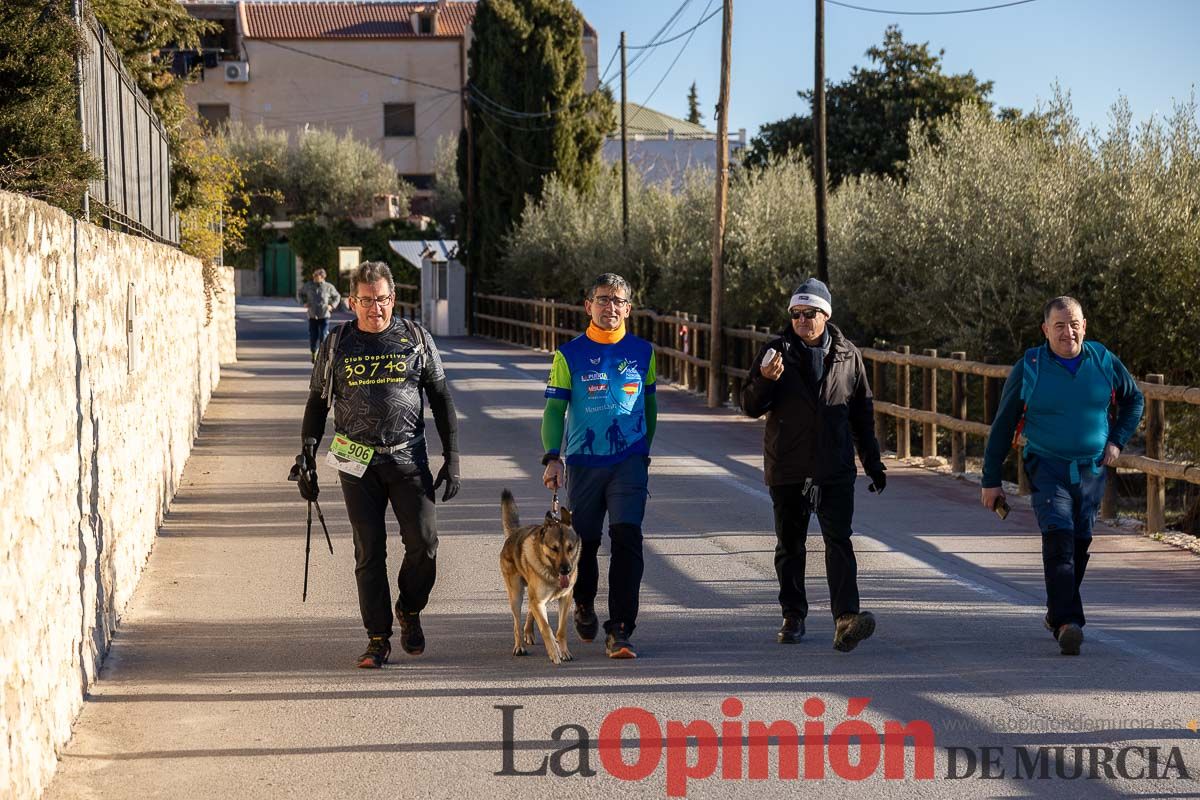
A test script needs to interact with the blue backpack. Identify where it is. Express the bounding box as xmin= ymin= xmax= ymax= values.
xmin=1012 ymin=341 xmax=1115 ymax=448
